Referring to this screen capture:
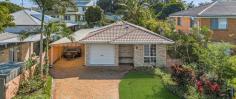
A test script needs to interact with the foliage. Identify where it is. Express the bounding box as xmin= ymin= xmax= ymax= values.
xmin=32 ymin=0 xmax=76 ymax=14
xmin=120 ymin=71 xmax=179 ymax=99
xmin=154 ymin=68 xmax=176 ymax=86
xmin=115 ymin=0 xmax=154 ymax=26
xmin=184 ymin=85 xmax=201 ymax=99
xmin=151 ymin=2 xmax=185 ymax=20
xmin=0 ymin=5 xmax=14 ymax=32
xmin=43 ymin=22 xmax=73 ymax=75
xmin=154 ymin=67 xmax=201 ymax=99
xmin=166 ymin=26 xmax=212 ymax=63
xmin=24 ymin=56 xmax=37 ymax=70
xmin=151 ymin=2 xmax=164 ymax=15
xmin=85 ymin=6 xmax=104 ymax=27
xmin=31 ymin=0 xmax=76 ymax=77
xmin=17 ymin=75 xmax=45 ymax=95
xmin=170 ymin=65 xmax=195 ymax=88
xmin=0 ymin=2 xmax=23 ymax=13
xmin=193 ymin=43 xmax=236 ymax=80
xmin=143 ymin=19 xmax=174 ymax=35
xmin=14 ymin=76 xmax=52 ymax=99
xmin=97 ymin=0 xmax=119 ymax=13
